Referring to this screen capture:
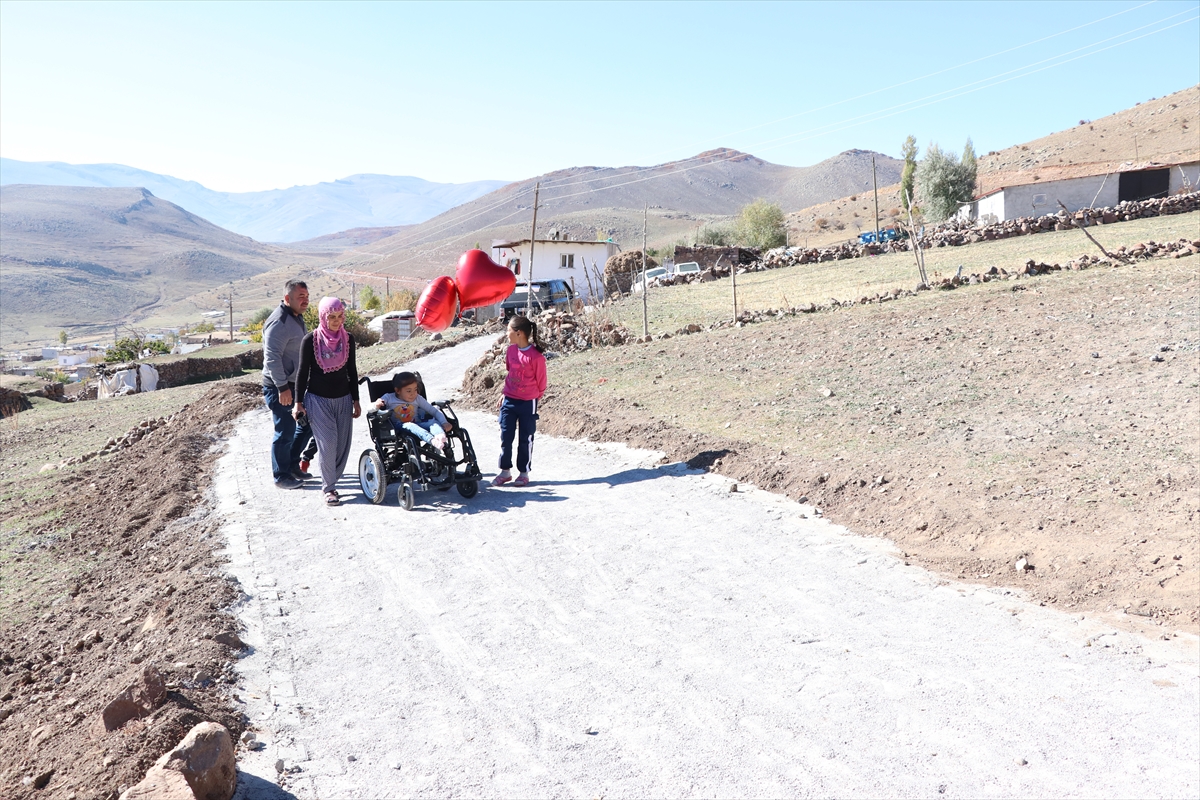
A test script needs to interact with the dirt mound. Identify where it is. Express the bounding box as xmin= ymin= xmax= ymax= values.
xmin=603 ymin=249 xmax=658 ymax=295
xmin=521 ymin=255 xmax=1199 ymax=634
xmin=0 ymin=381 xmax=261 ymax=799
